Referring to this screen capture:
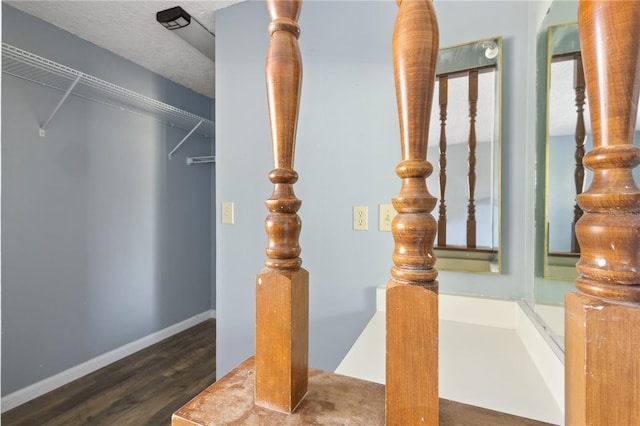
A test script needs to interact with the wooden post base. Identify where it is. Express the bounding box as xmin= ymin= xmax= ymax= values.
xmin=255 ymin=268 xmax=309 ymax=413
xmin=172 ymin=356 xmax=552 ymax=425
xmin=565 ymin=292 xmax=640 ymax=425
xmin=386 ymin=281 xmax=438 ymax=425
